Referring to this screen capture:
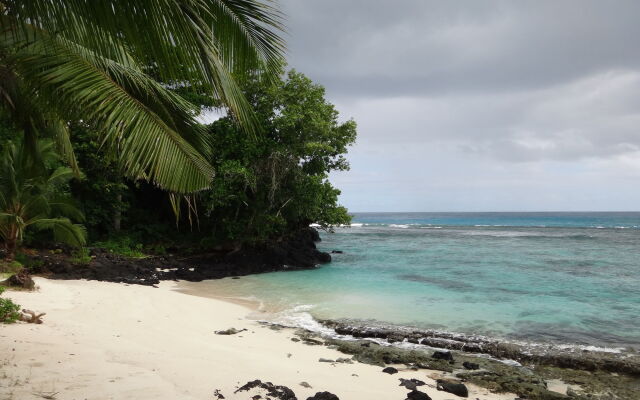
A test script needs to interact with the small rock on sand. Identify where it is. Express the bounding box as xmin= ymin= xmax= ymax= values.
xmin=382 ymin=366 xmax=399 ymax=374
xmin=214 ymin=328 xmax=246 ymax=335
xmin=399 ymin=378 xmax=426 ymax=391
xmin=306 ymin=392 xmax=339 ymax=400
xmin=405 ymin=390 xmax=432 ymax=400
xmin=437 ymin=380 xmax=469 ymax=398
